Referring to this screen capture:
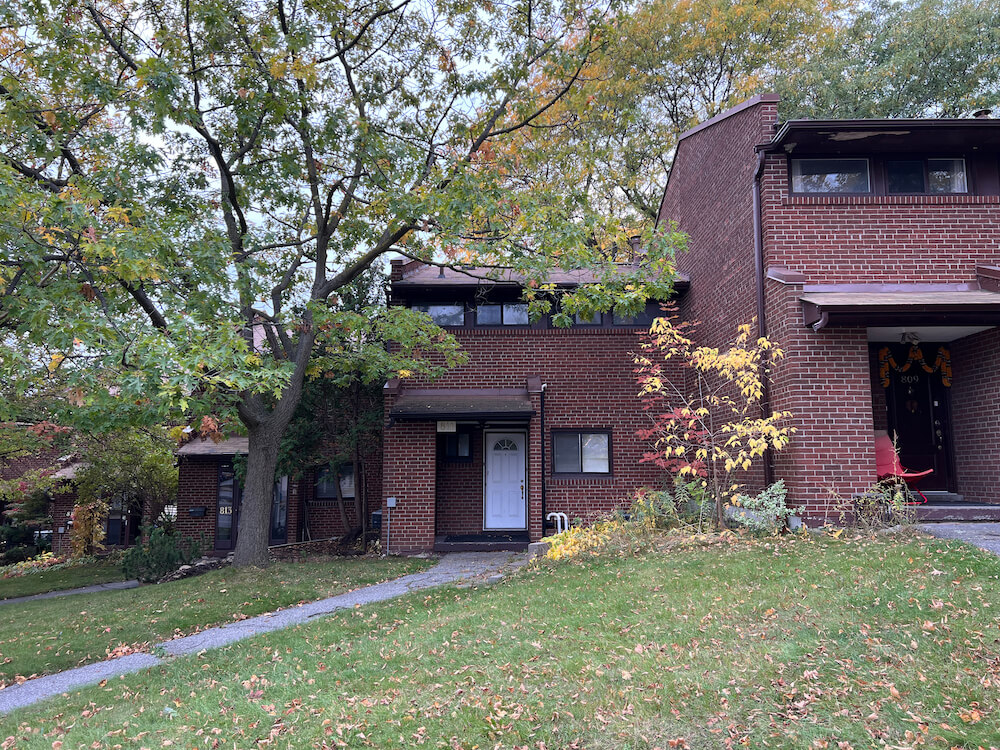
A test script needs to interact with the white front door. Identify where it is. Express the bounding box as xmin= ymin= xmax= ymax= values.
xmin=484 ymin=431 xmax=527 ymax=530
